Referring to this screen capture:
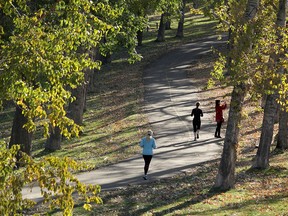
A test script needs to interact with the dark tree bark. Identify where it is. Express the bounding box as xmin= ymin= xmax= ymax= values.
xmin=253 ymin=94 xmax=278 ymax=169
xmin=67 ymin=70 xmax=90 ymax=127
xmin=67 ymin=46 xmax=95 ymax=128
xmin=9 ymin=105 xmax=33 ymax=161
xmin=165 ymin=19 xmax=171 ymax=30
xmin=176 ymin=1 xmax=186 ymax=38
xmin=155 ymin=13 xmax=166 ymax=42
xmin=276 ymin=109 xmax=288 ymax=150
xmin=253 ymin=0 xmax=287 ymax=168
xmin=276 ymin=0 xmax=288 ymax=151
xmin=45 ymin=126 xmax=61 ymax=151
xmin=137 ymin=30 xmax=143 ymax=46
